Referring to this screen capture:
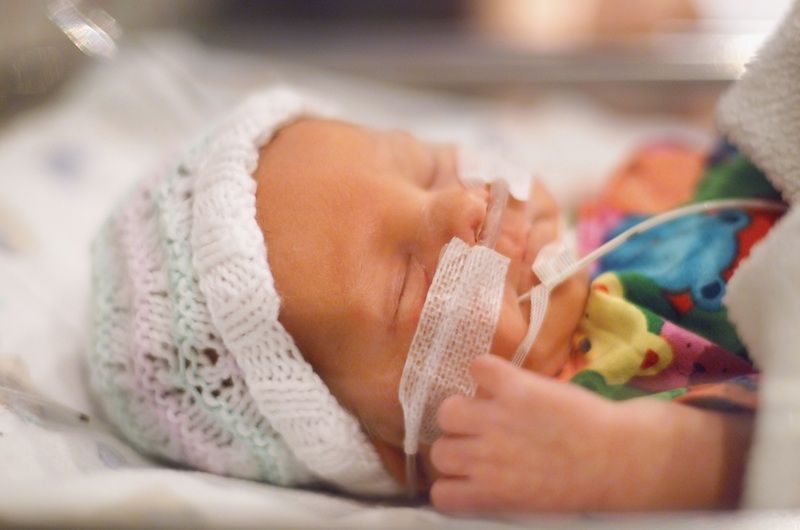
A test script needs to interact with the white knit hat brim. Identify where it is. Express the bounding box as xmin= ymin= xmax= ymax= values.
xmin=187 ymin=88 xmax=400 ymax=495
